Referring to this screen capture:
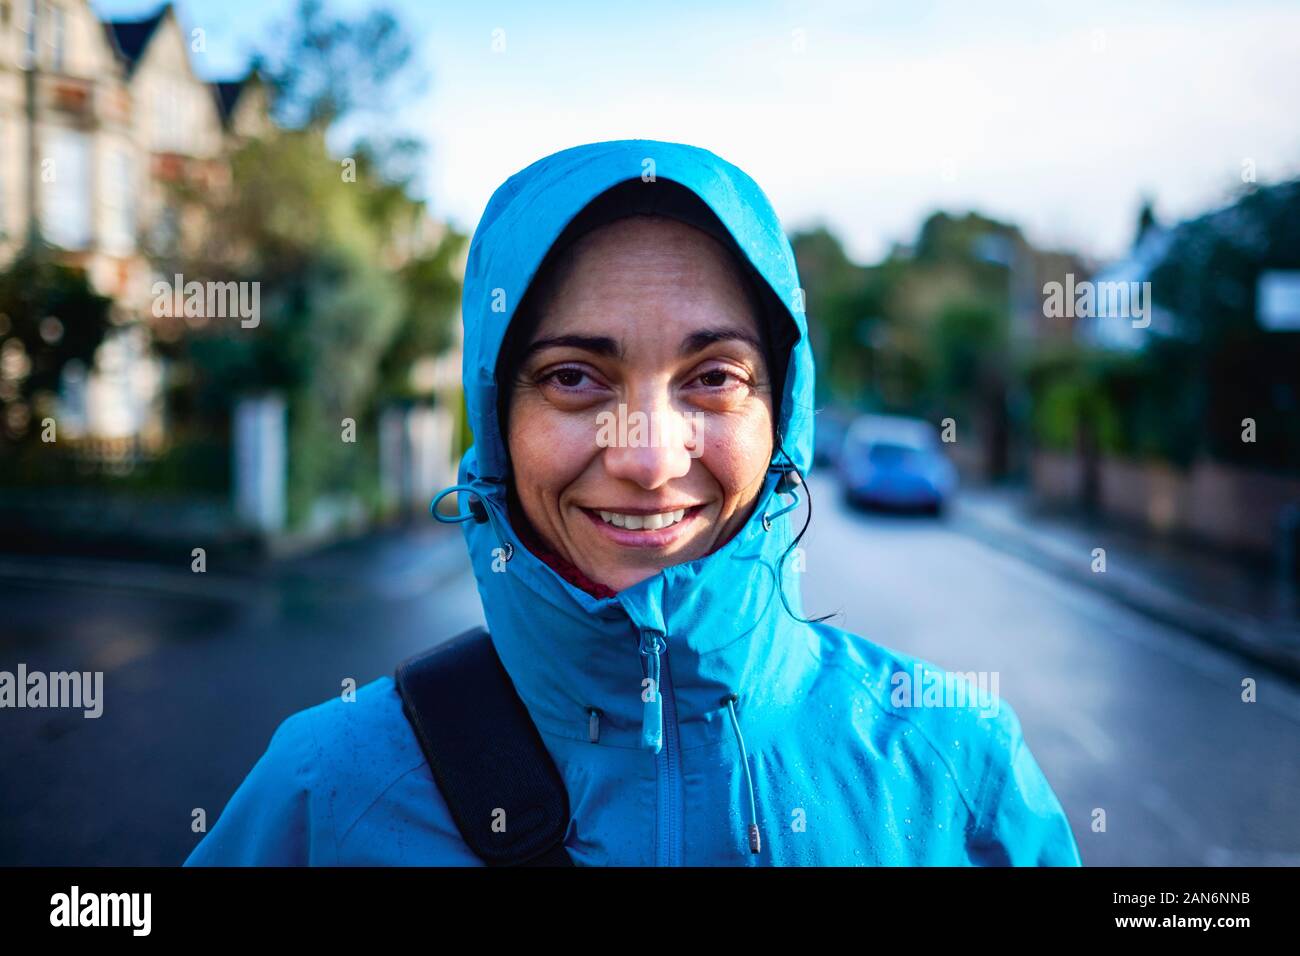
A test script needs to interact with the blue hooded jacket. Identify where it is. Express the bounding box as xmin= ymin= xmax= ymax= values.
xmin=185 ymin=139 xmax=1082 ymax=867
